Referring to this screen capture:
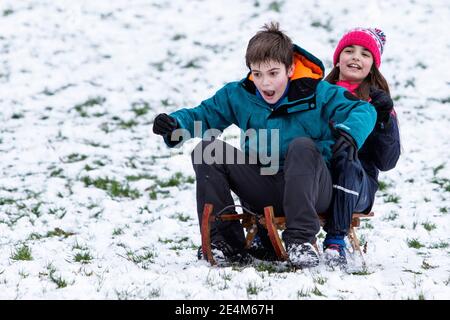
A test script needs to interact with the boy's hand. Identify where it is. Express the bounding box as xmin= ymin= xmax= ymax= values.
xmin=152 ymin=113 xmax=178 ymax=136
xmin=331 ymin=128 xmax=358 ymax=161
xmin=369 ymin=87 xmax=393 ymax=123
